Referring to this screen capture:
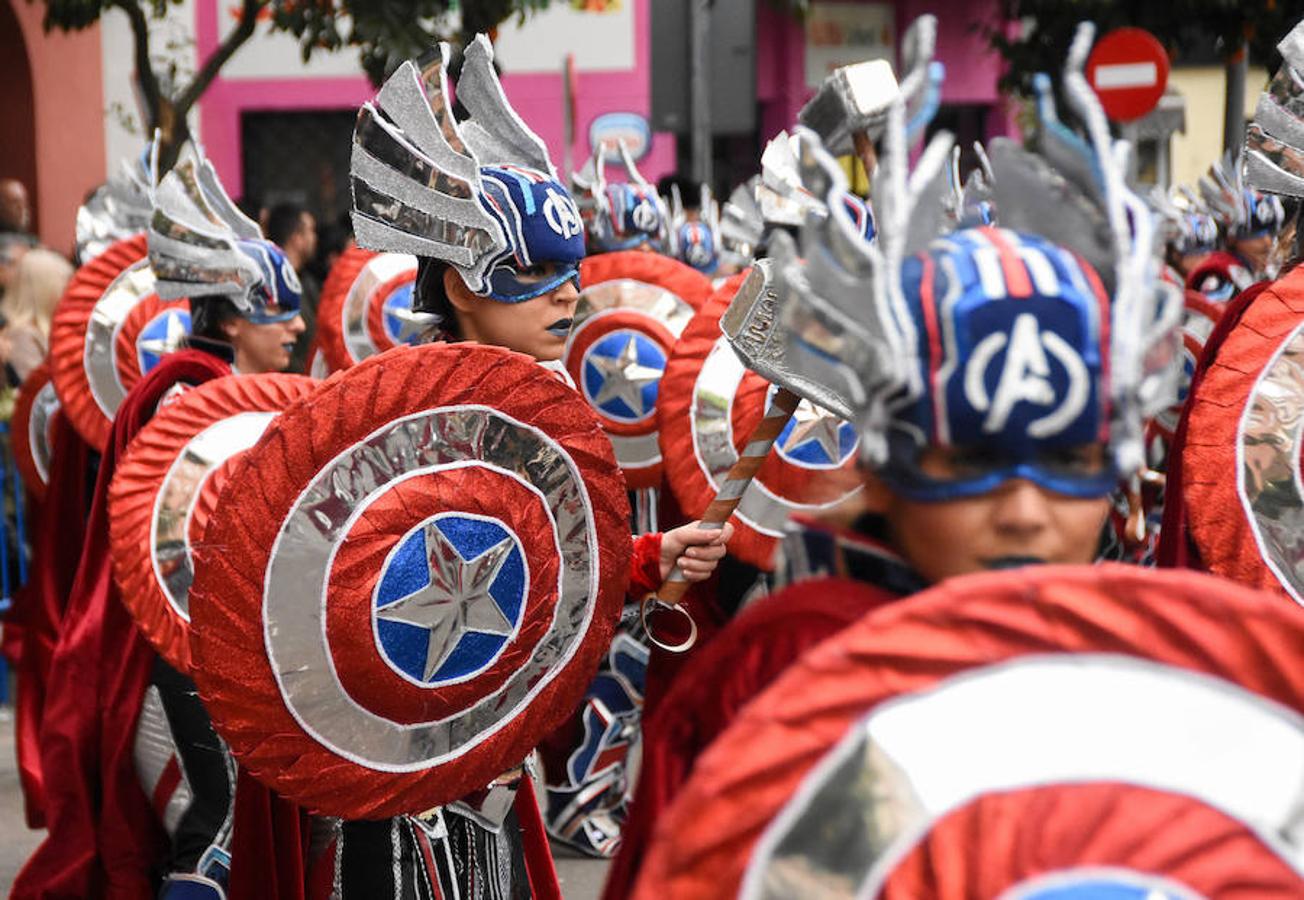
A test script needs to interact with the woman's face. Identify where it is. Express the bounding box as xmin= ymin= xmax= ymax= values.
xmin=445 ymin=265 xmax=580 ymax=361
xmin=871 ymin=472 xmax=1112 ymax=584
xmin=223 ymin=314 xmax=306 ymax=374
